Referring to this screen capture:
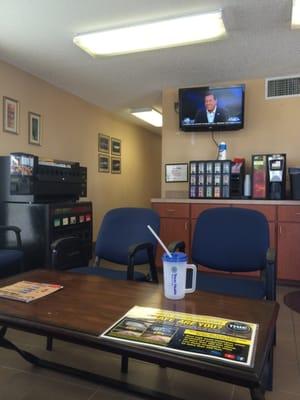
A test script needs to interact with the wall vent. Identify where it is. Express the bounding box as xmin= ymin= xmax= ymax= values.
xmin=266 ymin=76 xmax=300 ymax=99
